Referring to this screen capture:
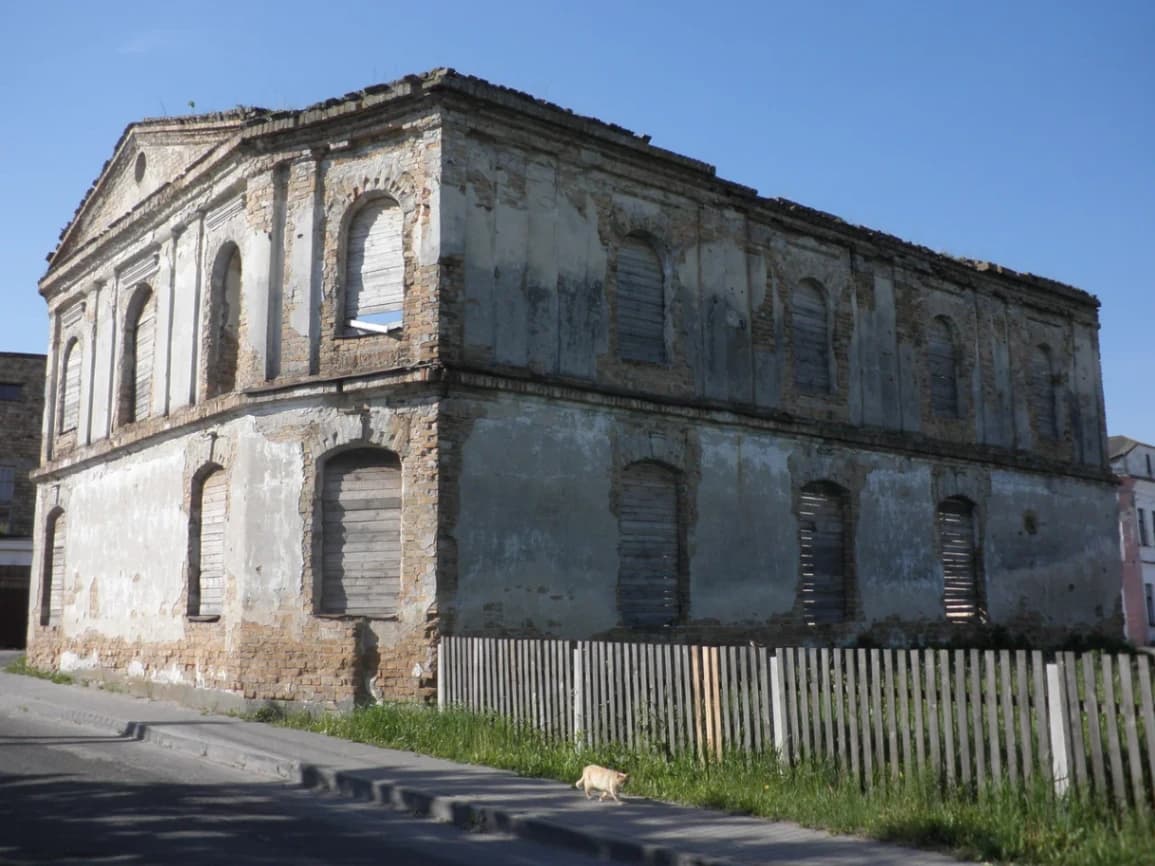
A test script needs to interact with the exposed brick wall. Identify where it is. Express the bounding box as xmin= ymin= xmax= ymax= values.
xmin=0 ymin=353 xmax=46 ymax=539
